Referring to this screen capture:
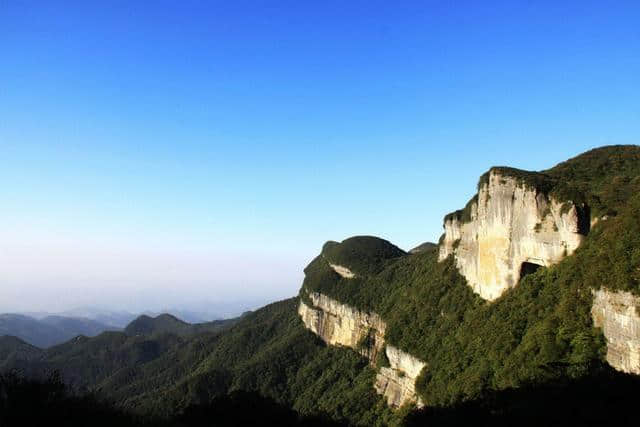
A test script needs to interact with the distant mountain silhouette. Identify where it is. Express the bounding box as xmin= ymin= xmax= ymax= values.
xmin=124 ymin=313 xmax=240 ymax=337
xmin=124 ymin=314 xmax=191 ymax=336
xmin=0 ymin=313 xmax=118 ymax=348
